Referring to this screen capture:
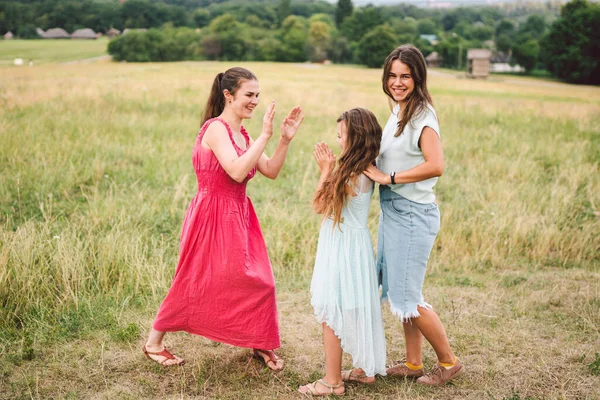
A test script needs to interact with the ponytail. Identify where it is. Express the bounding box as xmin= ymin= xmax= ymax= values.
xmin=200 ymin=67 xmax=258 ymax=128
xmin=201 ymin=72 xmax=225 ymax=127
